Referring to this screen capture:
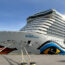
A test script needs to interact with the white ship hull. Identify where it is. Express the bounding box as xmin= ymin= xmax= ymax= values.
xmin=0 ymin=31 xmax=64 ymax=54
